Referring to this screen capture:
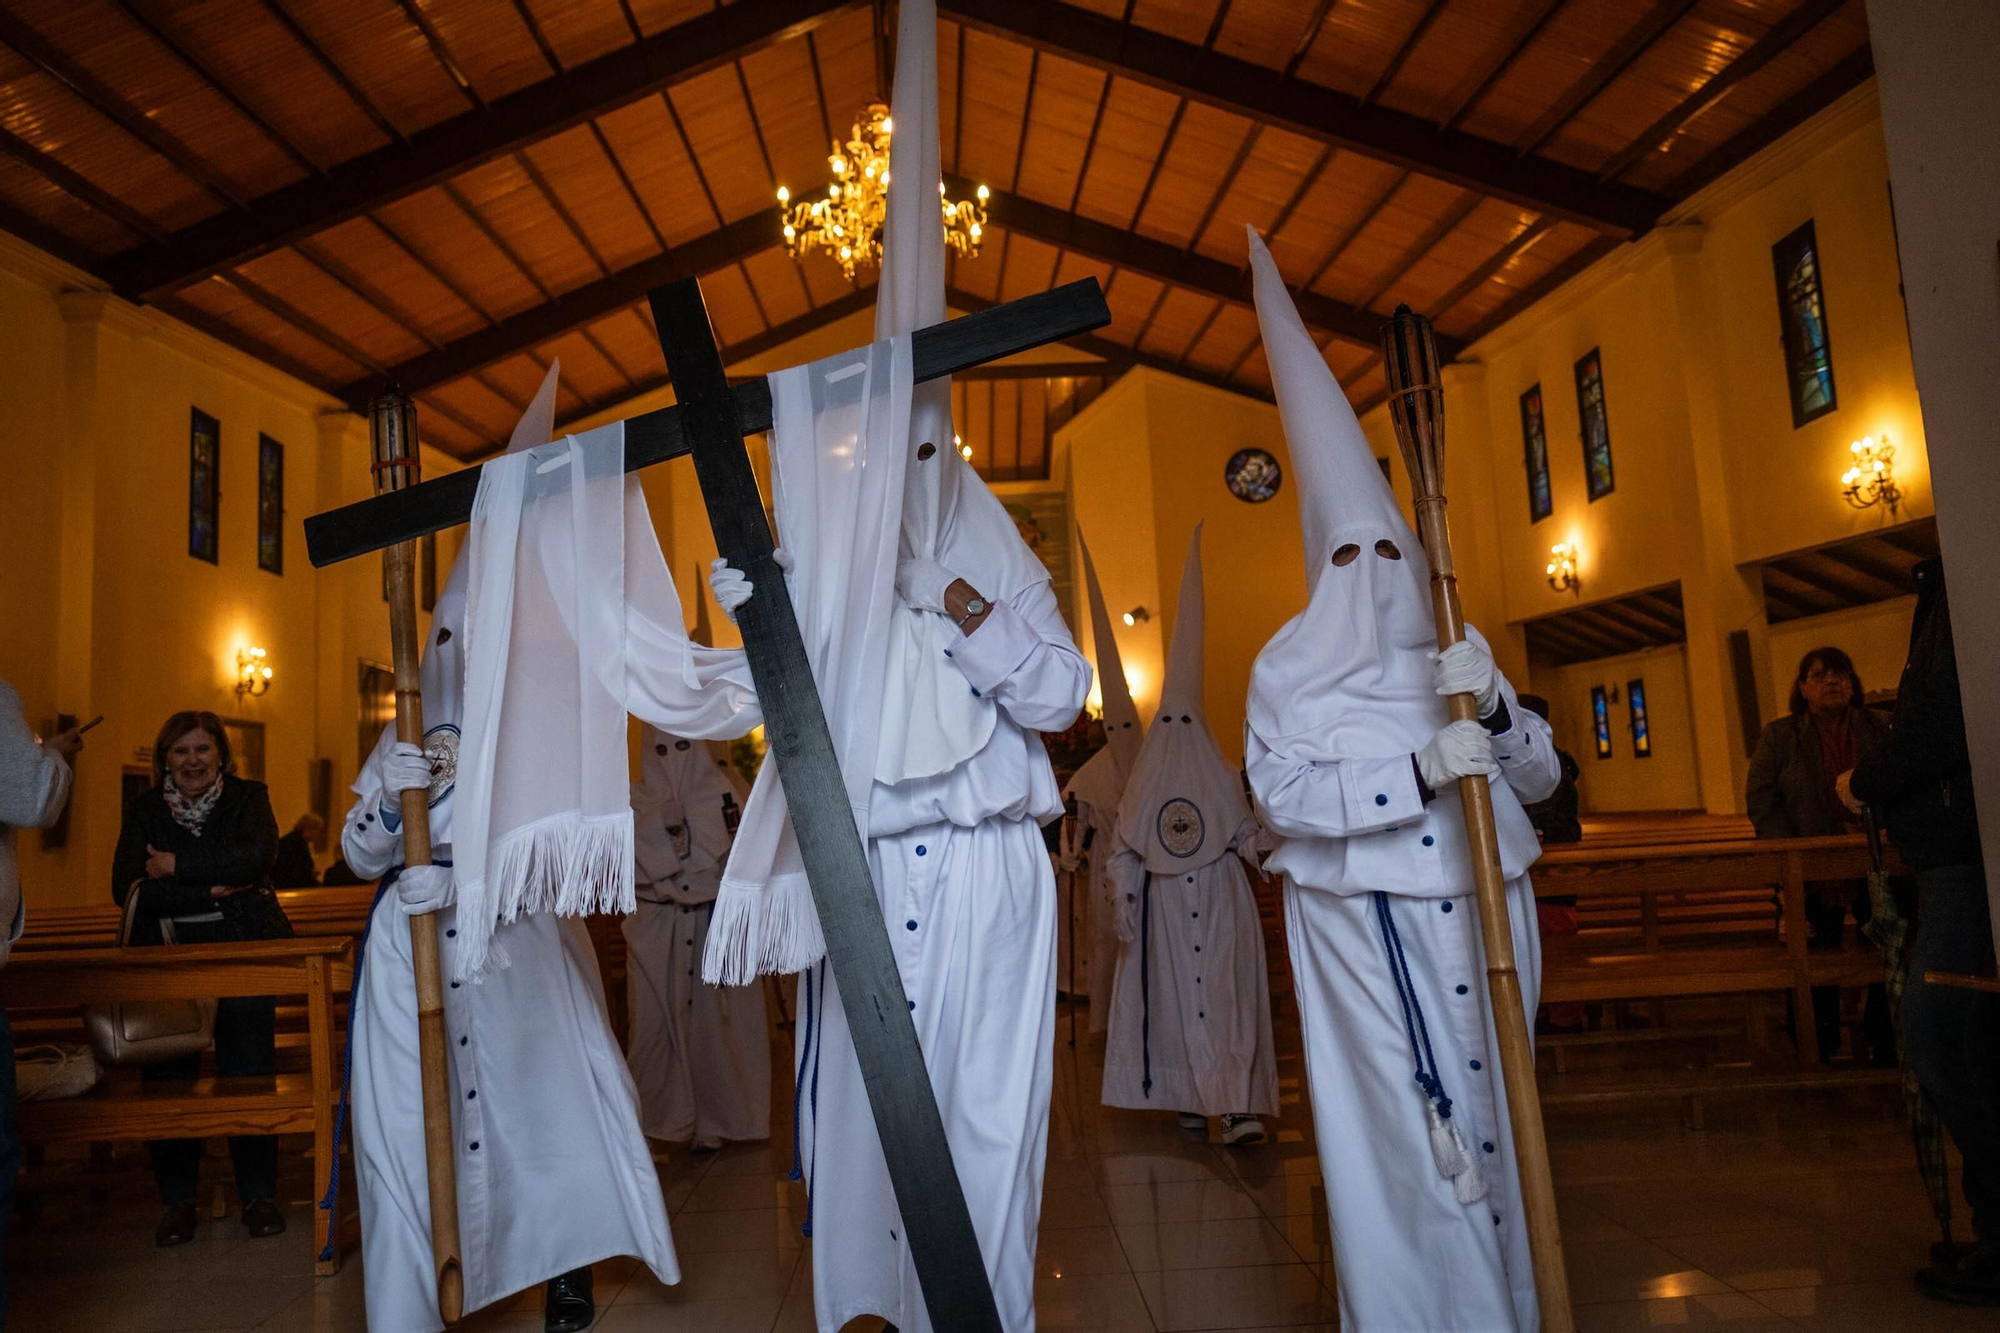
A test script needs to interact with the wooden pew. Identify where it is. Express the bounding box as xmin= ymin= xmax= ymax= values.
xmin=1 ymin=938 xmax=355 ymax=1274
xmin=1530 ymin=835 xmax=1897 ymax=1115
